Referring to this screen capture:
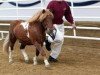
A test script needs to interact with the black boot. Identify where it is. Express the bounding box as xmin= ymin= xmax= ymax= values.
xmin=48 ymin=56 xmax=58 ymax=62
xmin=45 ymin=40 xmax=51 ymax=51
